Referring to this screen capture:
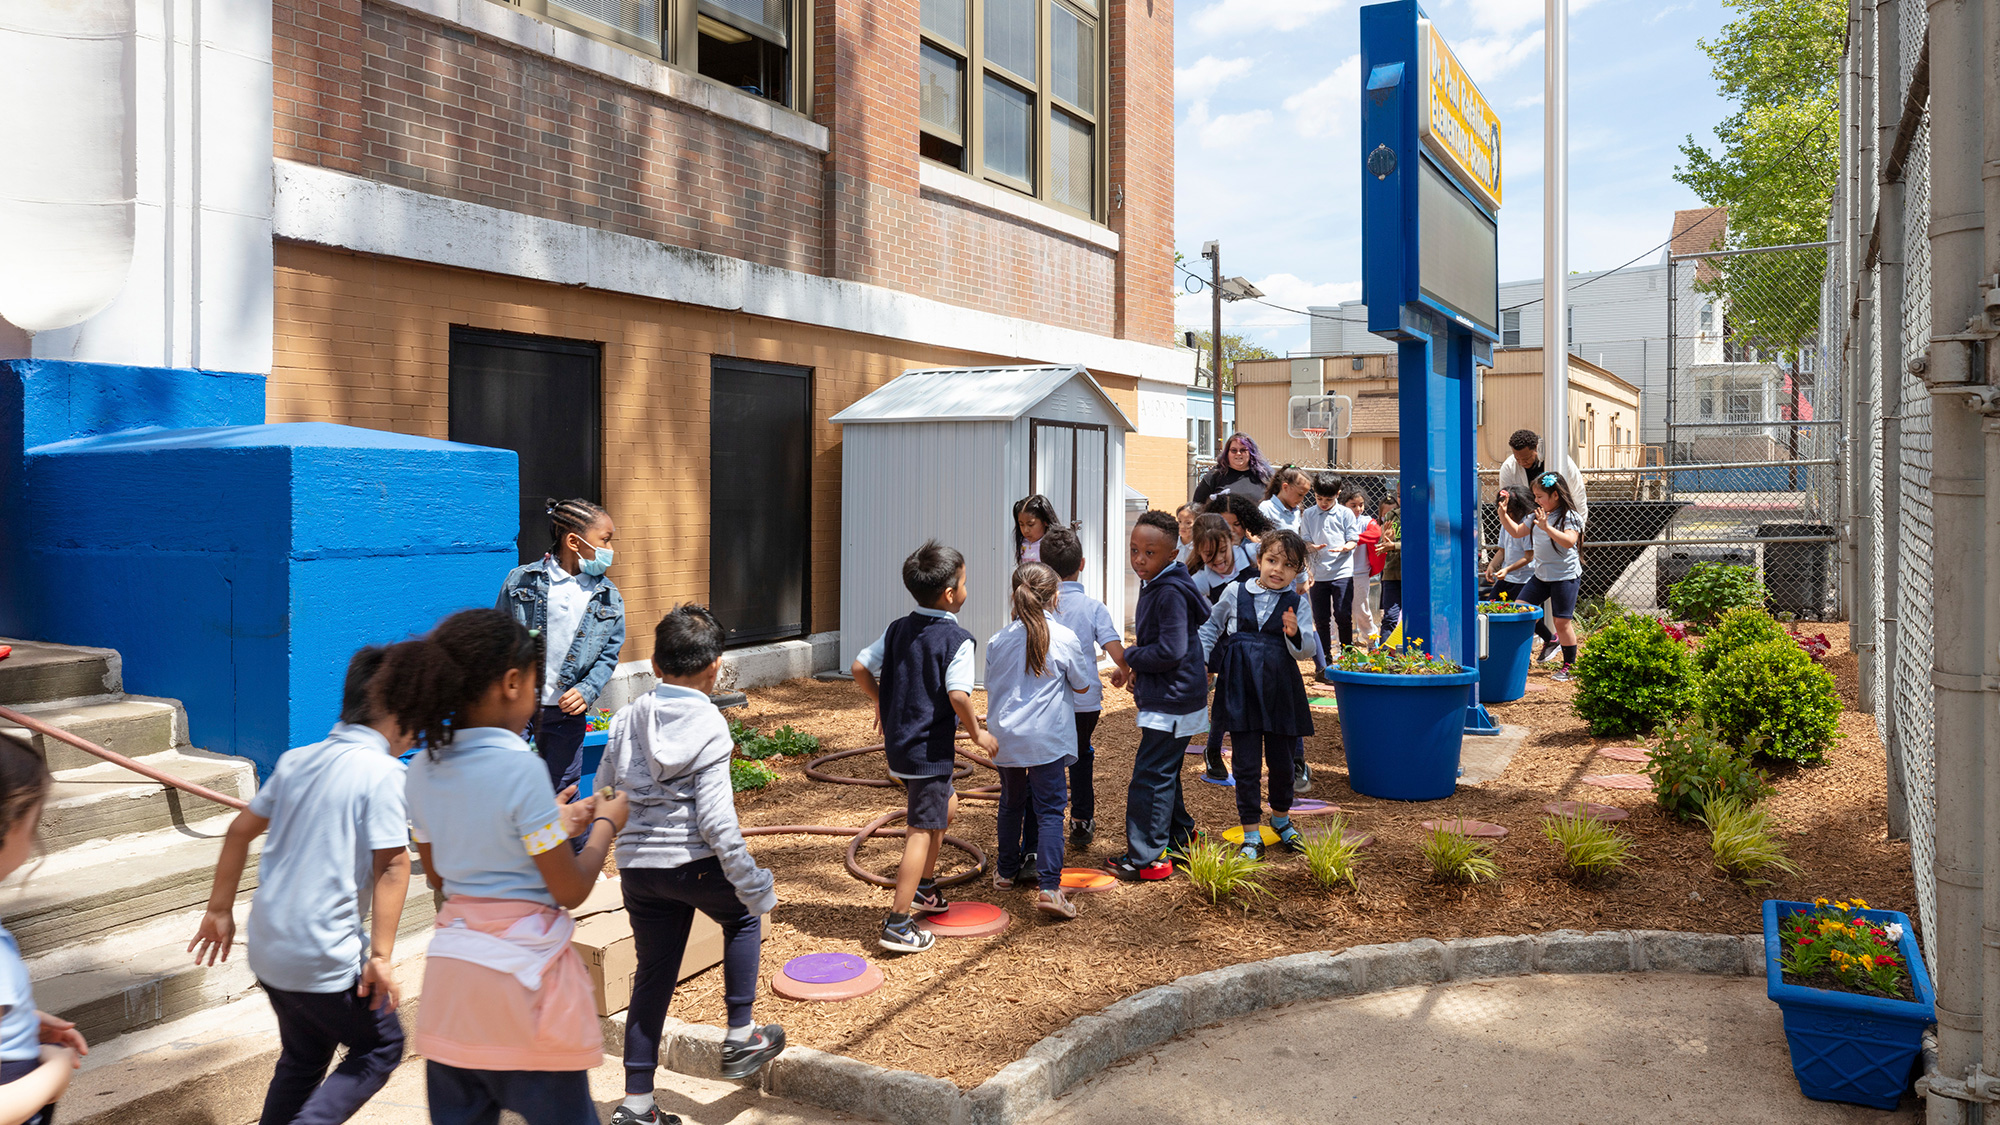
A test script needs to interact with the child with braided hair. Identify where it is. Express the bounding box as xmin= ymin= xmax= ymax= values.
xmin=497 ymin=498 xmax=626 ymax=796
